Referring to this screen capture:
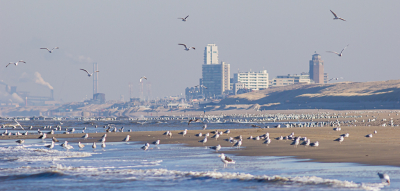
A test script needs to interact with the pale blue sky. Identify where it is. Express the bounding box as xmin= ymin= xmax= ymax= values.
xmin=1 ymin=1 xmax=400 ymax=102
